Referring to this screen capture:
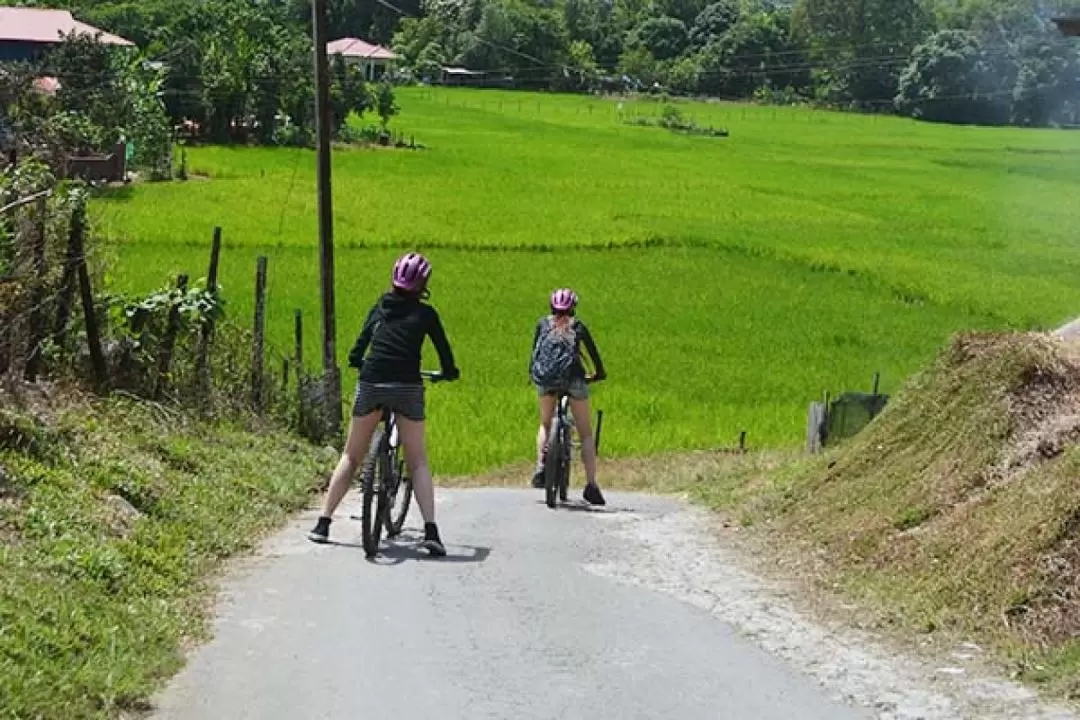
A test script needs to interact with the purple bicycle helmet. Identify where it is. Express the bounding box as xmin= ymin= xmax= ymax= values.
xmin=392 ymin=252 xmax=432 ymax=293
xmin=550 ymin=288 xmax=578 ymax=313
